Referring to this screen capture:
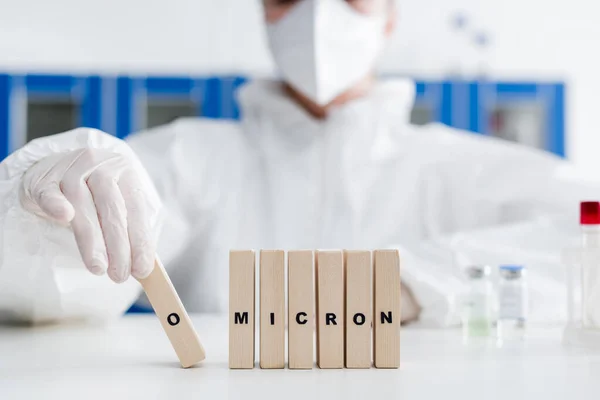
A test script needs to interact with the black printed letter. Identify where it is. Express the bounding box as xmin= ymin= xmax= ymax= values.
xmin=296 ymin=312 xmax=308 ymax=325
xmin=326 ymin=313 xmax=337 ymax=325
xmin=167 ymin=313 xmax=180 ymax=326
xmin=353 ymin=313 xmax=366 ymax=326
xmin=381 ymin=311 xmax=393 ymax=324
xmin=234 ymin=312 xmax=249 ymax=324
